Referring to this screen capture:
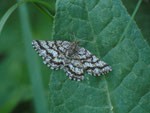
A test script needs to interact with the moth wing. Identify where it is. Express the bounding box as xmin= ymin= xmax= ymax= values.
xmin=32 ymin=40 xmax=70 ymax=70
xmin=64 ymin=59 xmax=84 ymax=81
xmin=77 ymin=47 xmax=112 ymax=76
